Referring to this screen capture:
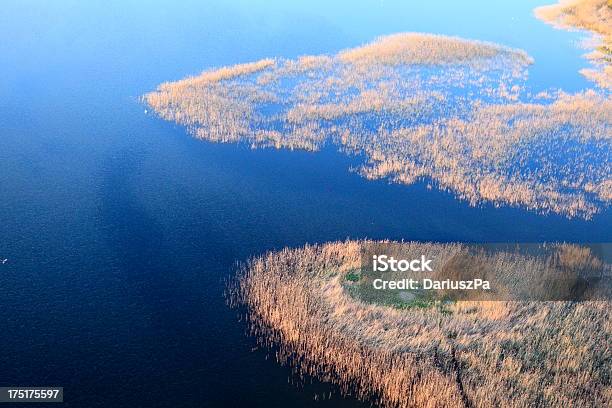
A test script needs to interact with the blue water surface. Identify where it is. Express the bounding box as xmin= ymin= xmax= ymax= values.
xmin=0 ymin=1 xmax=609 ymax=407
